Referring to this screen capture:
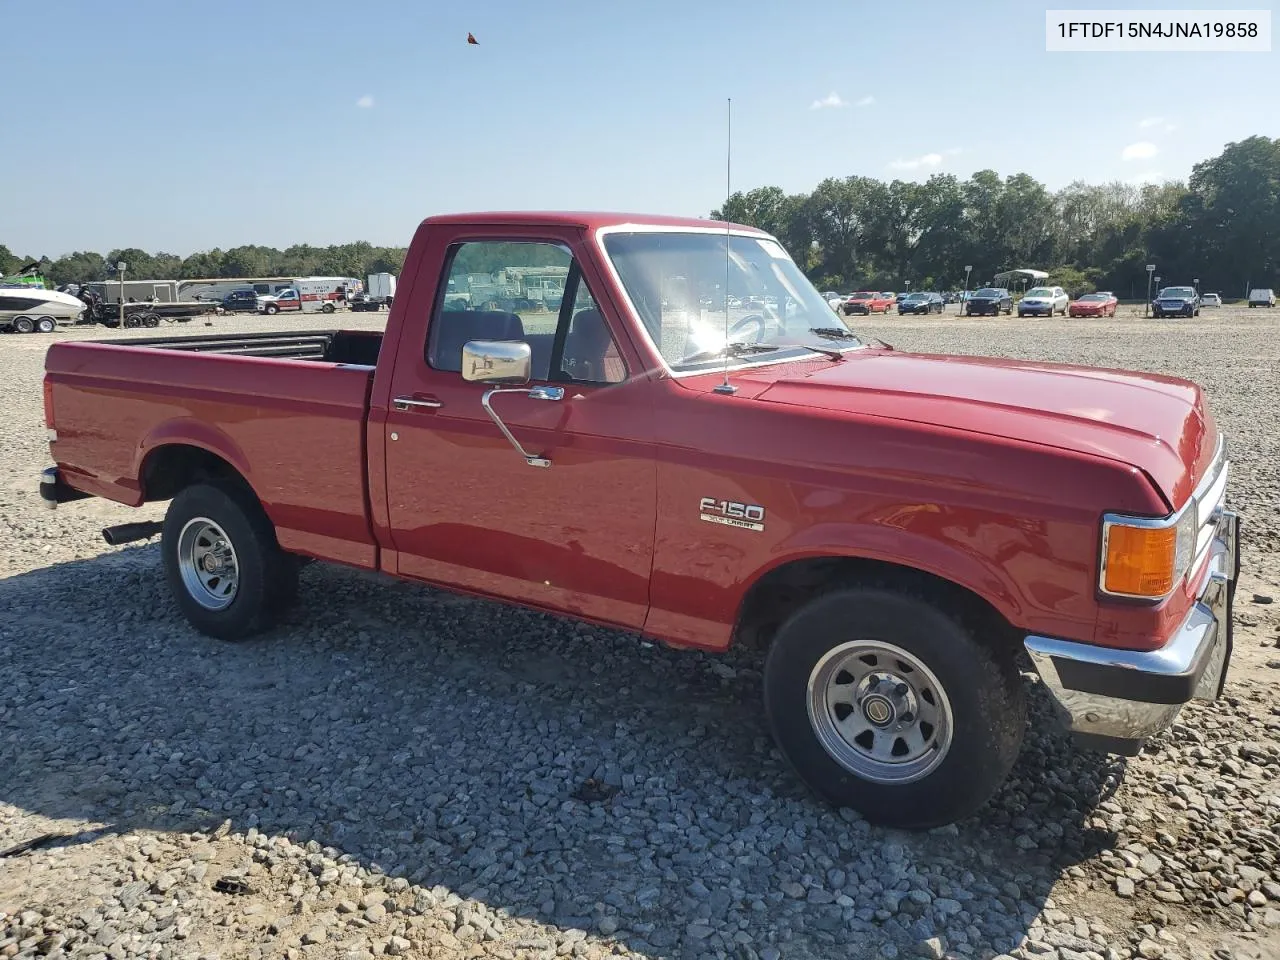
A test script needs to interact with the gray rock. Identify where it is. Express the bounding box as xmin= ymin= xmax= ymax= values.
xmin=915 ymin=937 xmax=946 ymax=960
